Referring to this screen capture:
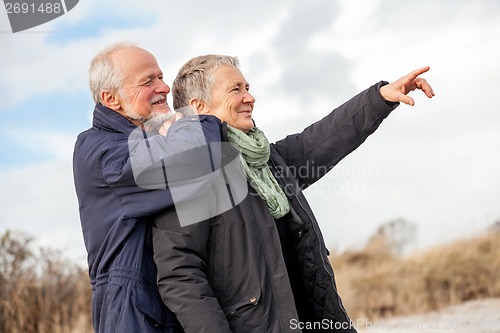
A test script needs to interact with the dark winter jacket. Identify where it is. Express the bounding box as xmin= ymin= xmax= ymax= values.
xmin=73 ymin=104 xmax=222 ymax=333
xmin=152 ymin=82 xmax=398 ymax=332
